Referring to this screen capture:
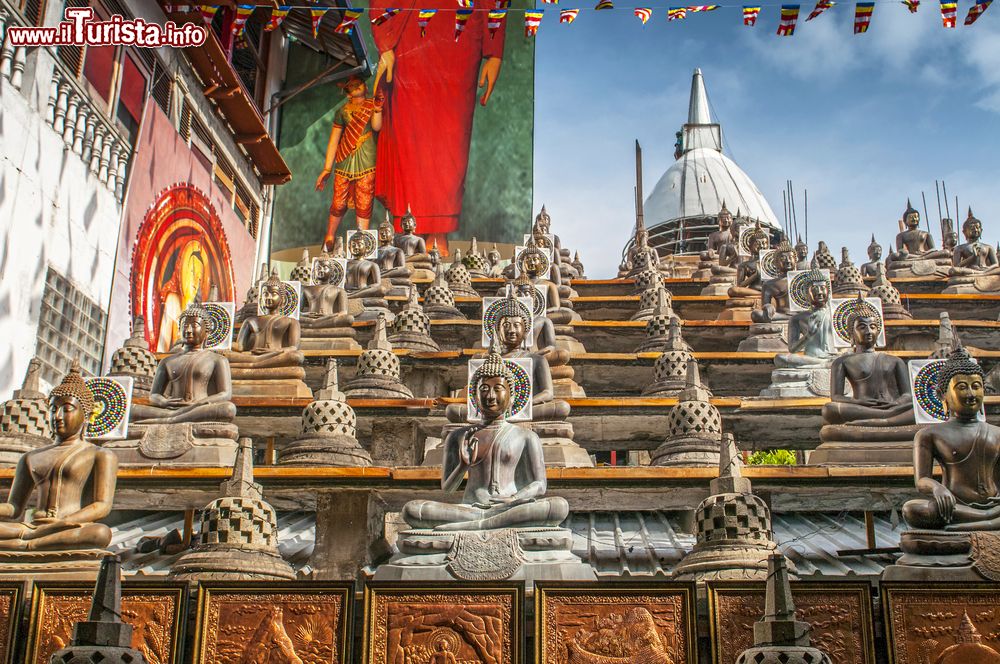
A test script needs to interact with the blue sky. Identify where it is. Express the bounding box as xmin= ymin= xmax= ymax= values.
xmin=532 ymin=3 xmax=1000 ymax=277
